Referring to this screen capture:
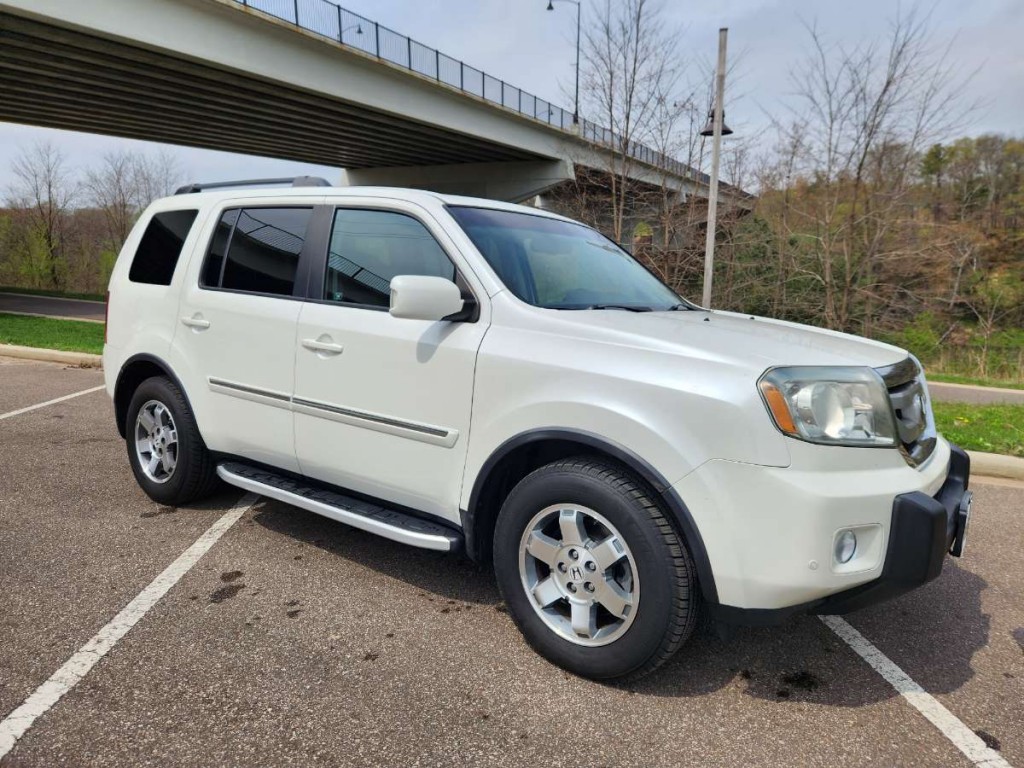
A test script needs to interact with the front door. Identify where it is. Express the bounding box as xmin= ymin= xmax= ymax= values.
xmin=293 ymin=204 xmax=487 ymax=522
